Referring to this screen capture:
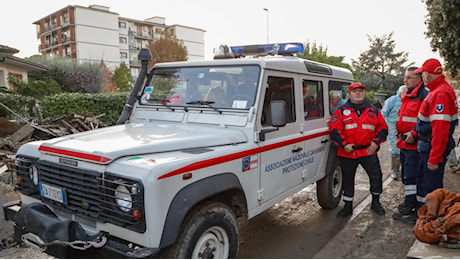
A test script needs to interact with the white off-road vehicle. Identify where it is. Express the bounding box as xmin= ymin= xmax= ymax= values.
xmin=3 ymin=43 xmax=353 ymax=258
